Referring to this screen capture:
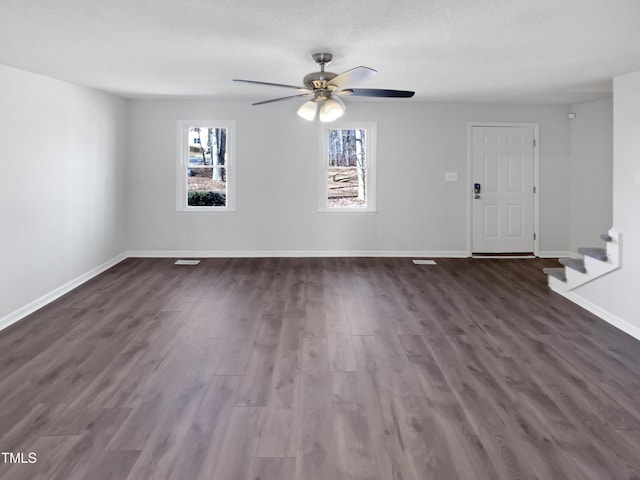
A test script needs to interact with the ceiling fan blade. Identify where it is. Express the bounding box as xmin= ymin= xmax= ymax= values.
xmin=340 ymin=88 xmax=415 ymax=98
xmin=252 ymin=93 xmax=313 ymax=106
xmin=328 ymin=66 xmax=377 ymax=90
xmin=234 ymin=79 xmax=310 ymax=92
